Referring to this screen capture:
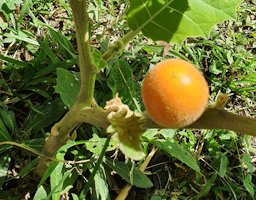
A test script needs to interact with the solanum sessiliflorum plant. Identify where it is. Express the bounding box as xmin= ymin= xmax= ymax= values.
xmin=31 ymin=0 xmax=256 ymax=179
xmin=3 ymin=0 xmax=256 ymax=195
